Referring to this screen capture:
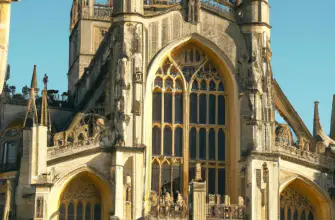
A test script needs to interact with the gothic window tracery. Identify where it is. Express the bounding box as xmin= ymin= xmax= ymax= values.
xmin=58 ymin=176 xmax=102 ymax=220
xmin=280 ymin=187 xmax=314 ymax=220
xmin=151 ymin=45 xmax=227 ymax=197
